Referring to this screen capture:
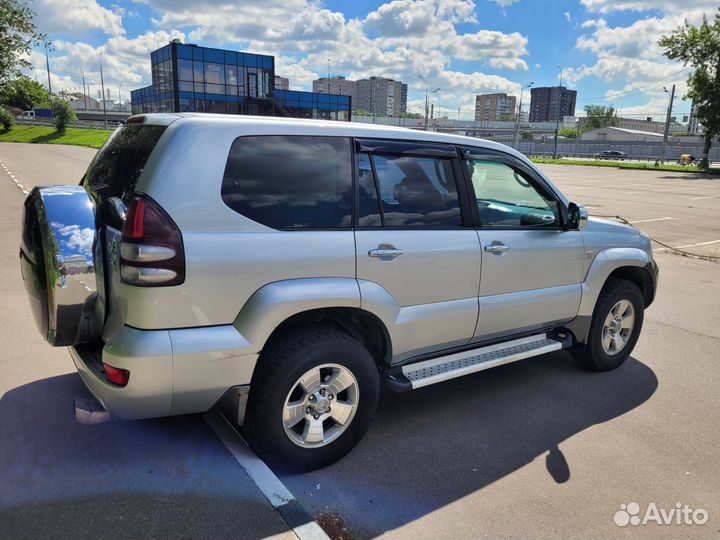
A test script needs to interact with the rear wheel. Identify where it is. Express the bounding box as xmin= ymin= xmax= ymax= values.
xmin=245 ymin=326 xmax=379 ymax=470
xmin=572 ymin=279 xmax=644 ymax=371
